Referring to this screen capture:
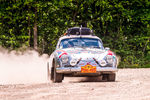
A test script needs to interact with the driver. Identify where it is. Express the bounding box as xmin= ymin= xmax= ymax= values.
xmin=63 ymin=41 xmax=74 ymax=48
xmin=68 ymin=41 xmax=74 ymax=47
